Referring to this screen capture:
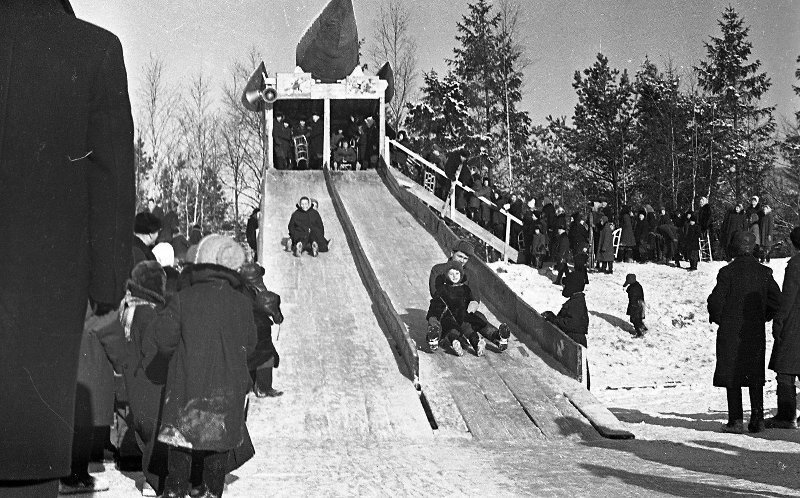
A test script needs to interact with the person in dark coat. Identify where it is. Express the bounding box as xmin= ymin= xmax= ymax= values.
xmin=623 ymin=274 xmax=646 ymax=337
xmin=490 ymin=191 xmax=508 ymax=239
xmin=307 ymin=113 xmax=324 ymax=169
xmin=288 ymin=196 xmax=327 ymax=257
xmin=542 ymin=197 xmax=556 ymax=241
xmin=157 ymin=201 xmax=180 ymax=244
xmin=428 ymin=239 xmax=511 ymax=351
xmin=358 ymin=116 xmax=379 ymax=169
xmin=708 ymin=231 xmax=782 ymax=434
xmin=597 ymin=219 xmax=615 ymax=274
xmin=245 ymin=208 xmax=260 ymax=261
xmin=552 ymin=227 xmax=571 ymax=285
xmin=634 ymin=210 xmax=649 ymax=262
xmin=426 ymin=261 xmax=488 ymax=357
xmin=508 ymin=194 xmax=524 ymax=248
xmin=474 ymin=178 xmax=493 ymax=227
xmin=273 ymin=115 xmax=293 ymax=170
xmin=618 ymin=206 xmax=636 ymax=262
xmin=134 ymin=212 xmax=162 ymax=266
xmin=759 ymin=205 xmax=774 ymax=263
xmin=683 ymin=215 xmax=702 ymax=271
xmin=239 ymin=262 xmax=284 ymax=398
xmin=117 ymin=261 xmax=171 ymax=496
xmin=766 ymin=227 xmax=800 ymax=429
xmin=530 ymin=225 xmax=548 ymax=270
xmin=151 ymin=235 xmax=257 ymax=497
xmin=0 ymin=2 xmax=135 ymax=495
xmin=657 ymin=216 xmax=680 ymax=267
xmin=721 ymin=203 xmax=746 ymax=261
xmin=443 ymin=149 xmax=468 ymax=210
xmin=543 ymin=272 xmax=589 ymax=348
xmin=309 ymin=199 xmax=330 ymax=252
xmin=568 ymin=213 xmax=590 ymax=255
